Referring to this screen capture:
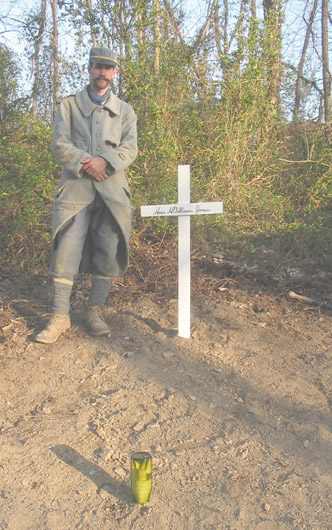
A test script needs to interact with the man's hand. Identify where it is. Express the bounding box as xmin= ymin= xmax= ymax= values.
xmin=81 ymin=157 xmax=109 ymax=181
